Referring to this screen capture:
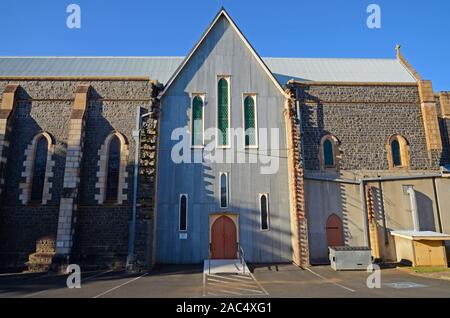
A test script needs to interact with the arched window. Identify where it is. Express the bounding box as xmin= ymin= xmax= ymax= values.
xmin=387 ymin=134 xmax=409 ymax=169
xmin=320 ymin=134 xmax=339 ymax=170
xmin=20 ymin=132 xmax=54 ymax=205
xmin=105 ymin=136 xmax=120 ymax=202
xmin=30 ymin=136 xmax=48 ymax=202
xmin=220 ymin=172 xmax=228 ymax=208
xmin=192 ymin=95 xmax=204 ymax=147
xmin=260 ymin=193 xmax=270 ymax=231
xmin=323 ymin=139 xmax=334 ymax=167
xmin=391 ymin=139 xmax=402 ymax=166
xmin=179 ymin=194 xmax=188 ymax=231
xmin=95 ymin=131 xmax=129 ymax=205
xmin=218 ymin=77 xmax=229 ymax=146
xmin=244 ymin=95 xmax=257 ymax=147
